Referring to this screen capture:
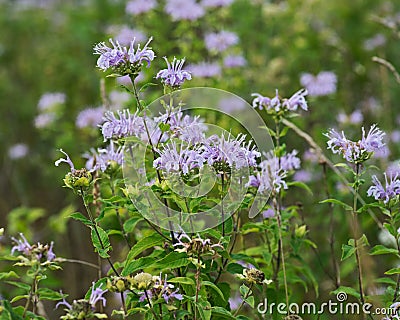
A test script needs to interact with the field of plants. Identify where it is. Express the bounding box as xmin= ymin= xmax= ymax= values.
xmin=1 ymin=0 xmax=400 ymax=319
